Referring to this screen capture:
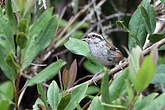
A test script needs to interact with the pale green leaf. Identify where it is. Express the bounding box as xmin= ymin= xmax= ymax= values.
xmin=135 ymin=56 xmax=155 ymax=92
